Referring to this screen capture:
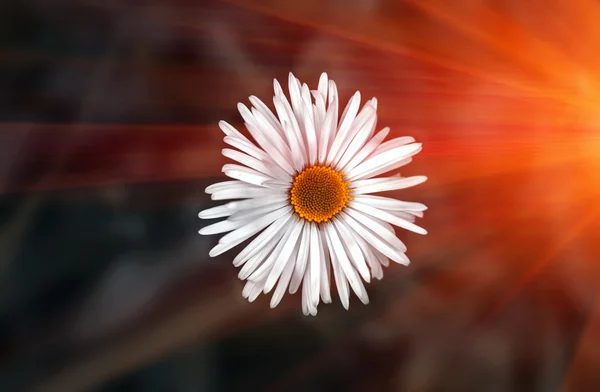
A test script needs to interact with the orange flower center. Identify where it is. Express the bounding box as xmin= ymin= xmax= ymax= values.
xmin=289 ymin=165 xmax=351 ymax=223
